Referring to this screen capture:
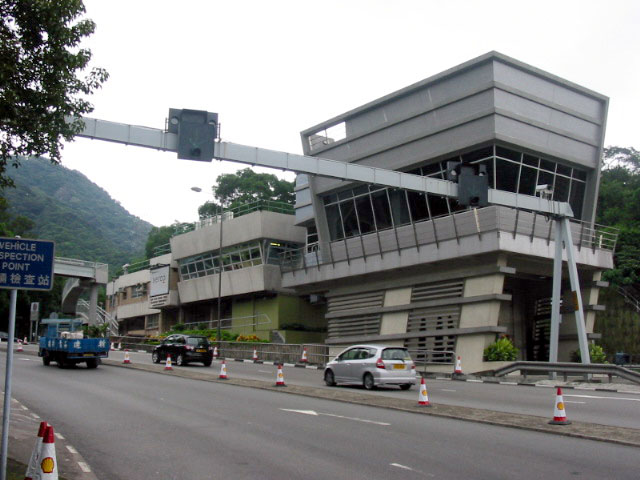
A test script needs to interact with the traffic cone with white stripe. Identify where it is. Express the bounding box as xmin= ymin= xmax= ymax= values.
xmin=213 ymin=346 xmax=218 ymax=358
xmin=454 ymin=356 xmax=463 ymax=374
xmin=24 ymin=421 xmax=47 ymax=480
xmin=164 ymin=355 xmax=173 ymax=371
xmin=252 ymin=347 xmax=258 ymax=362
xmin=17 ymin=340 xmax=23 ymax=352
xmin=219 ymin=360 xmax=228 ymax=379
xmin=123 ymin=349 xmax=131 ymax=364
xmin=549 ymin=387 xmax=571 ymax=425
xmin=23 ymin=336 xmax=28 ymax=345
xmin=275 ymin=364 xmax=286 ymax=387
xmin=300 ymin=347 xmax=308 ymax=363
xmin=38 ymin=425 xmax=58 ymax=479
xmin=418 ymin=377 xmax=431 ymax=407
